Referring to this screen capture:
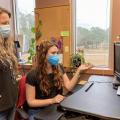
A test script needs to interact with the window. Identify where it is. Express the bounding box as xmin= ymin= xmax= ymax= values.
xmin=74 ymin=0 xmax=111 ymax=67
xmin=15 ymin=0 xmax=35 ymax=61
